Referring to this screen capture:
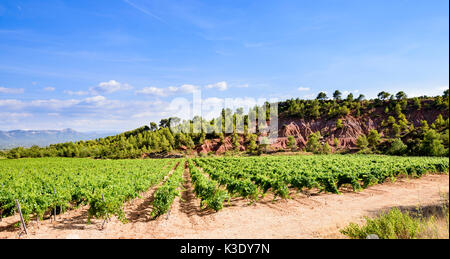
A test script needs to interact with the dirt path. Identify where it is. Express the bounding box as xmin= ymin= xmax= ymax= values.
xmin=0 ymin=173 xmax=448 ymax=239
